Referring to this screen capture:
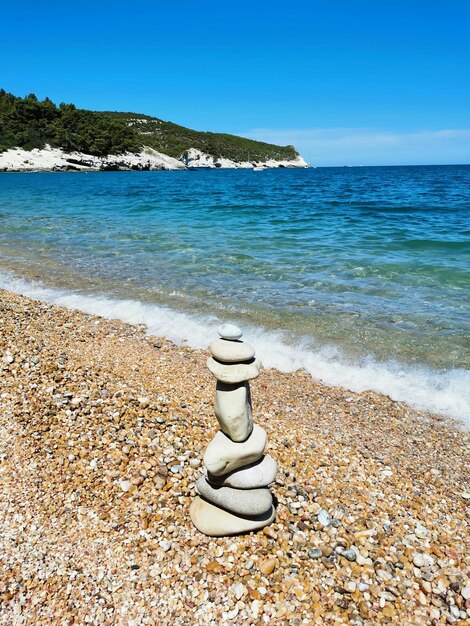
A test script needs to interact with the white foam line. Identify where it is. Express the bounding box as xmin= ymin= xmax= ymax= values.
xmin=1 ymin=270 xmax=468 ymax=427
